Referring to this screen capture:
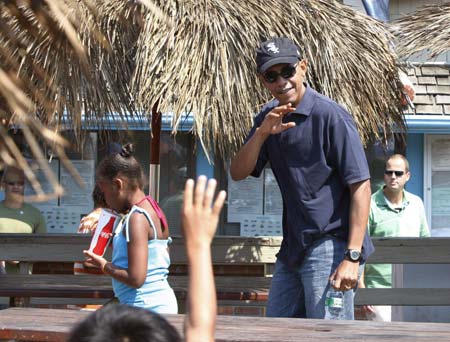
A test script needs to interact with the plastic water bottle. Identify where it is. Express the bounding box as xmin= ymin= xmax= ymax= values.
xmin=324 ymin=287 xmax=345 ymax=320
